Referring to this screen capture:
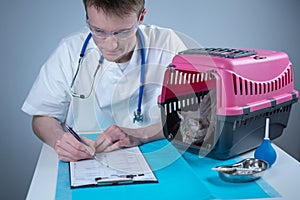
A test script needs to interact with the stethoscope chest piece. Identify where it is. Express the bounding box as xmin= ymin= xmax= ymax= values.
xmin=133 ymin=111 xmax=143 ymax=123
